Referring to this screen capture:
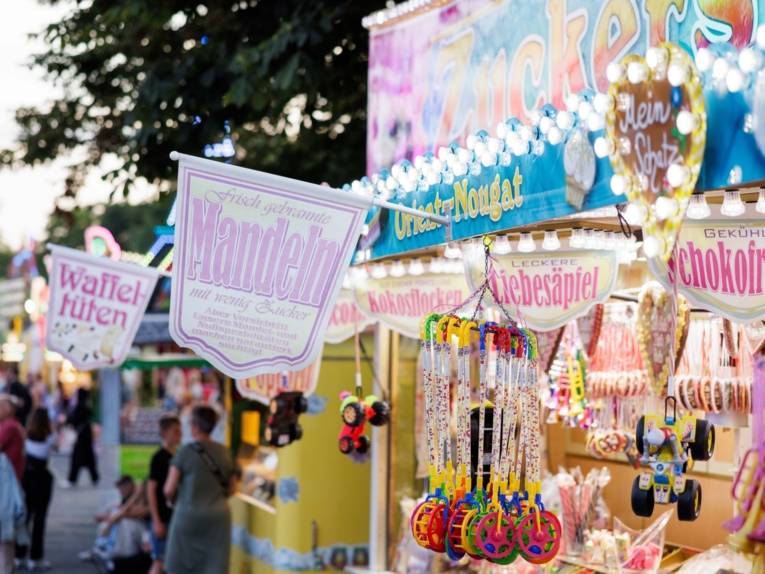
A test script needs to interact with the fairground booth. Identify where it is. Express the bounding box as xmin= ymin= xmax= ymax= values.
xmin=37 ymin=1 xmax=765 ymax=574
